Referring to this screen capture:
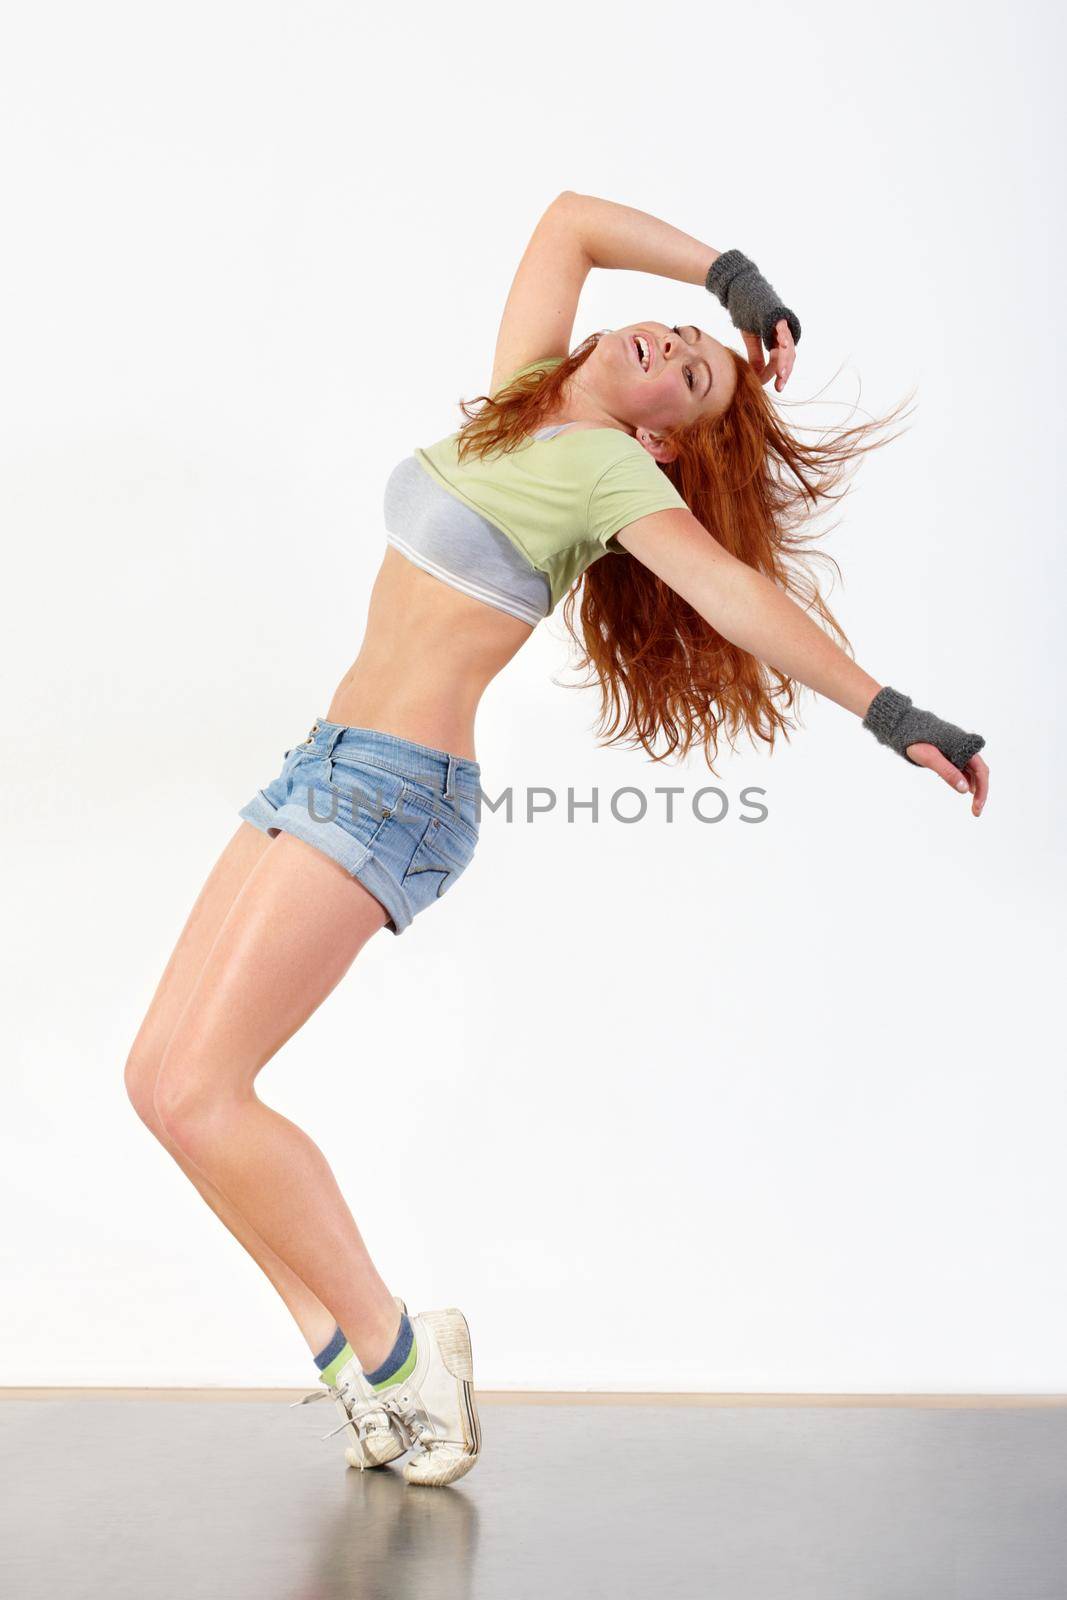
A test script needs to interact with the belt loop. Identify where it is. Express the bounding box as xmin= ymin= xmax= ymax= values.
xmin=323 ymin=725 xmax=343 ymax=785
xmin=444 ymin=754 xmax=456 ymax=802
